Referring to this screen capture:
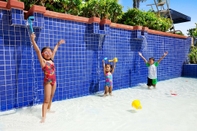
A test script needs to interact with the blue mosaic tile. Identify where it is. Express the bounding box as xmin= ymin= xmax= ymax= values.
xmin=10 ymin=8 xmax=25 ymax=26
xmin=0 ymin=8 xmax=192 ymax=111
xmin=33 ymin=13 xmax=44 ymax=28
xmin=182 ymin=64 xmax=197 ymax=77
